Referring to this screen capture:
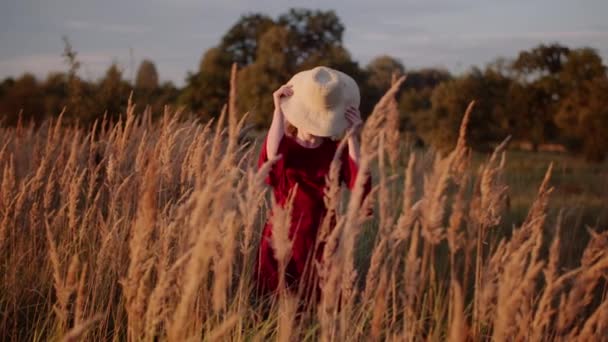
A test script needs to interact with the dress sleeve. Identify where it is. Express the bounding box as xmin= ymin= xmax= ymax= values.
xmin=258 ymin=134 xmax=286 ymax=187
xmin=340 ymin=145 xmax=372 ymax=200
